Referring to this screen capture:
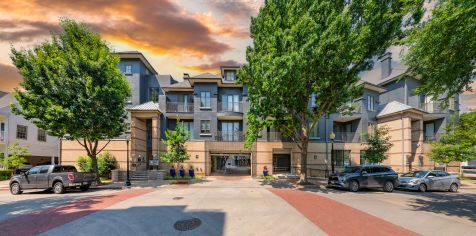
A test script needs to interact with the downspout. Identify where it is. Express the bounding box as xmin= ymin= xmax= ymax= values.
xmin=401 ymin=111 xmax=405 ymax=173
xmin=325 ymin=114 xmax=328 ymax=173
xmin=404 ymin=79 xmax=408 ymax=105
